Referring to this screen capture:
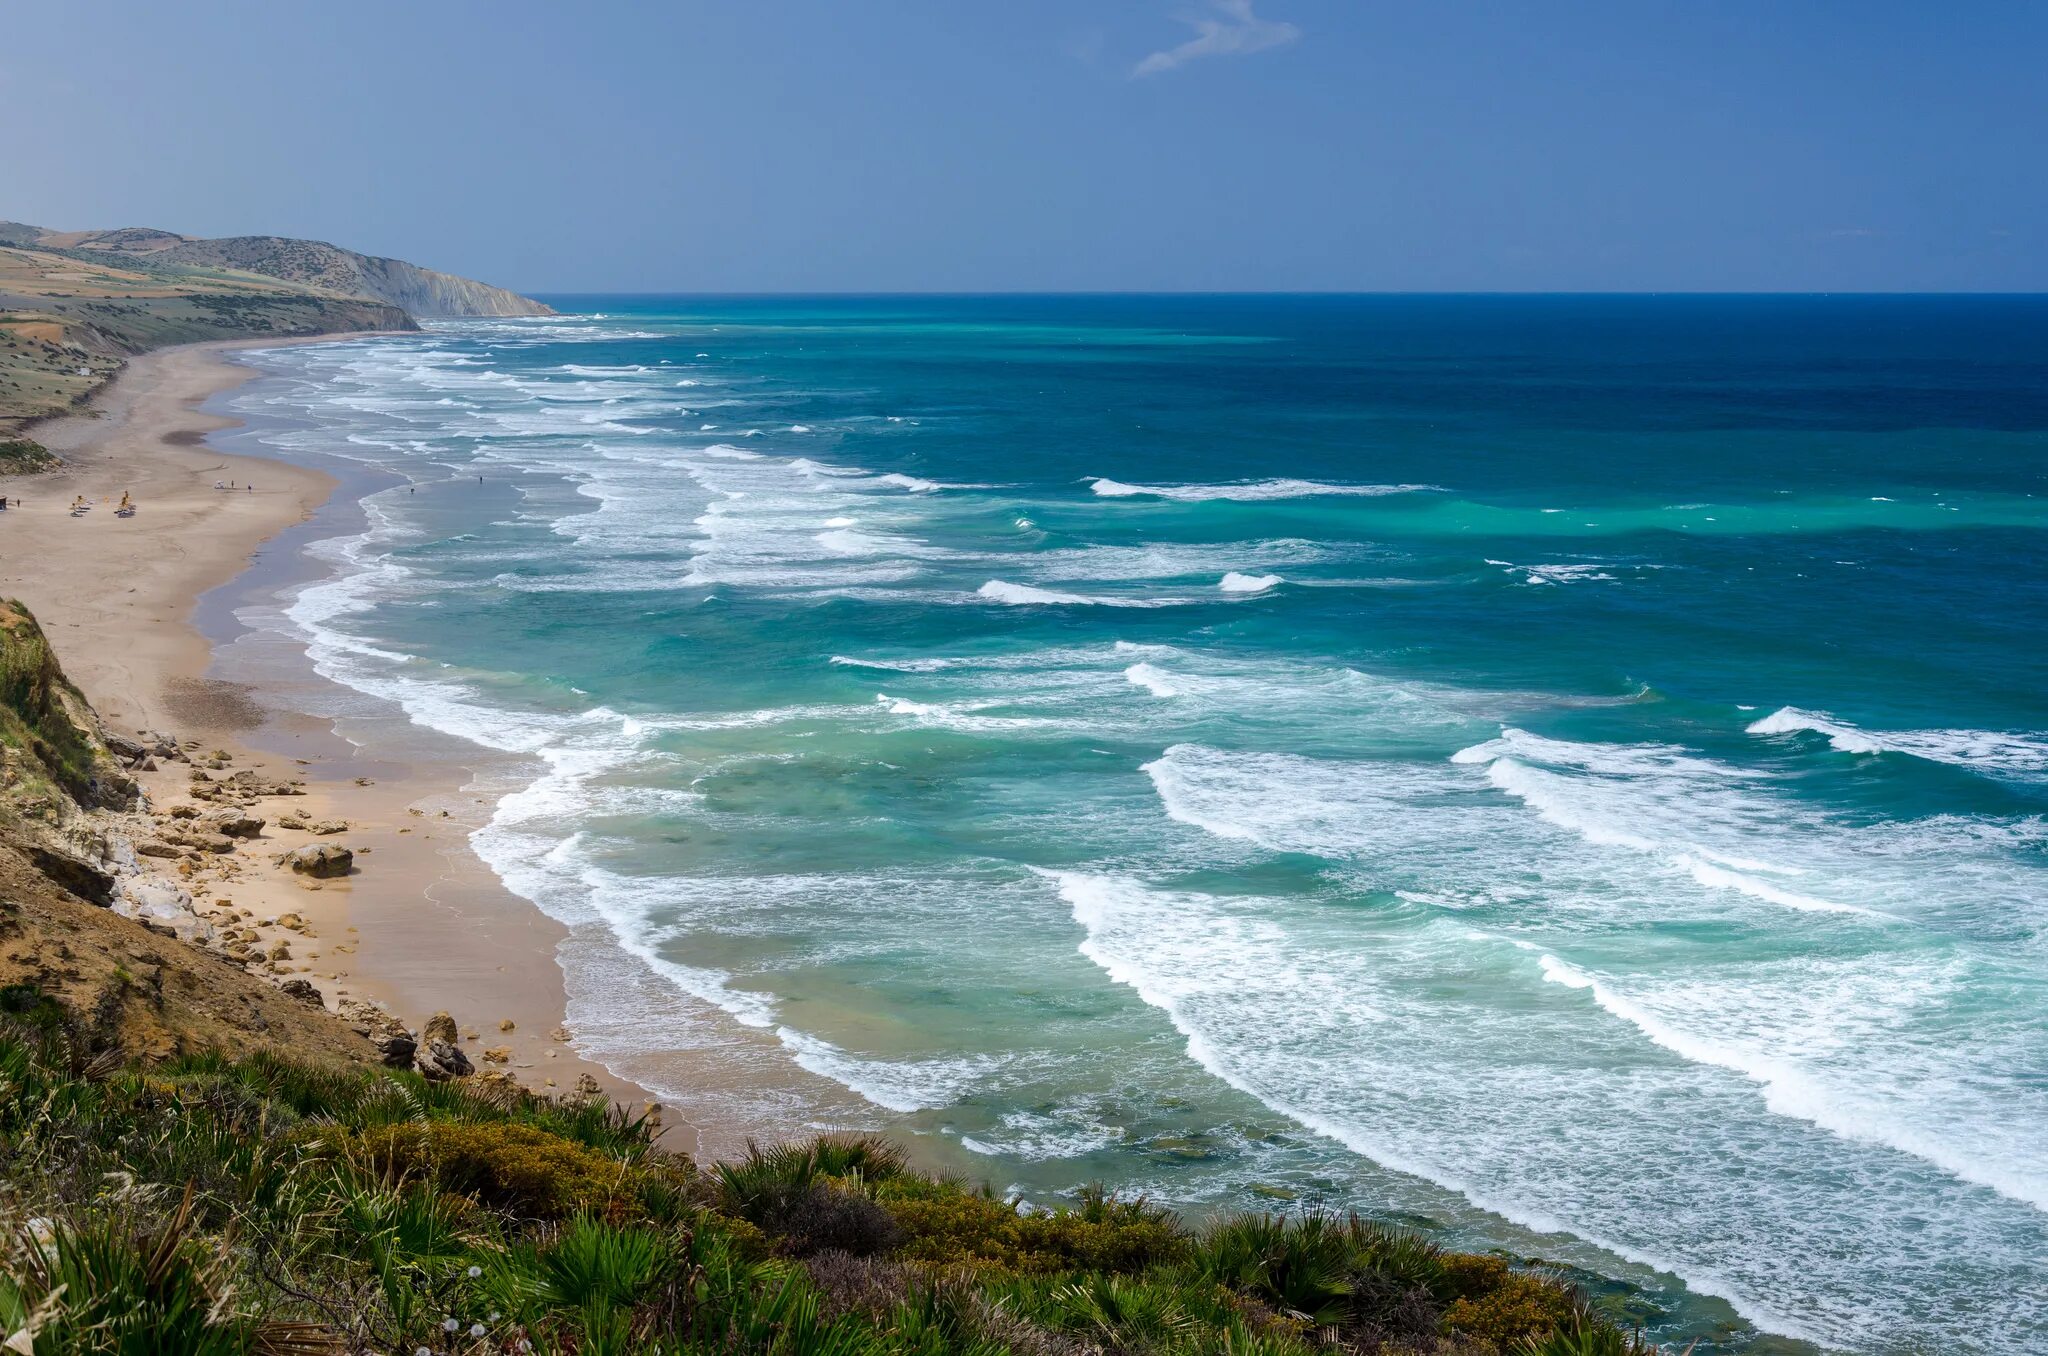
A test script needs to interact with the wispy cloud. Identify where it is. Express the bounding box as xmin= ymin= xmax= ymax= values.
xmin=1132 ymin=0 xmax=1300 ymax=78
